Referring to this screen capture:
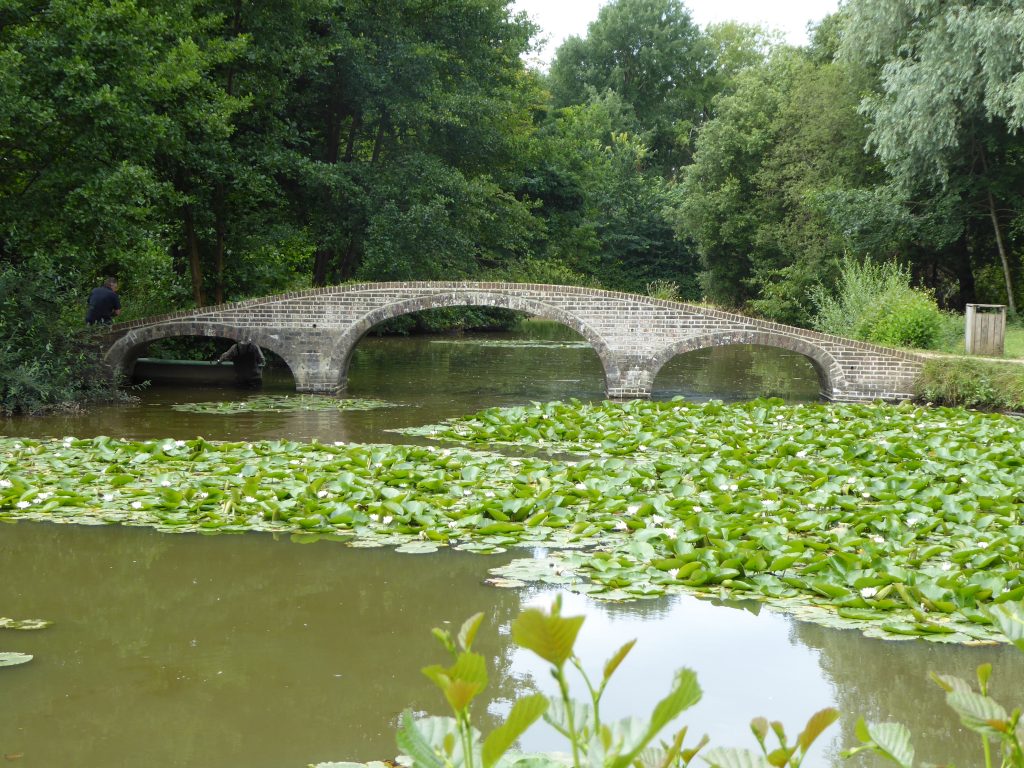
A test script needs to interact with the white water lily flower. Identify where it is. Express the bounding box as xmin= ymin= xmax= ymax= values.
xmin=37 ymin=491 xmax=52 ymax=500
xmin=663 ymin=528 xmax=678 ymax=540
xmin=243 ymin=496 xmax=257 ymax=504
xmin=861 ymin=492 xmax=870 ymax=498
xmin=574 ymin=483 xmax=587 ymax=491
xmin=637 ymin=445 xmax=647 ymax=452
xmin=729 ymin=484 xmax=738 ymax=492
xmin=693 ymin=505 xmax=702 ymax=513
xmin=614 ymin=520 xmax=628 ymax=530
xmin=871 ymin=535 xmax=884 ymax=544
xmin=650 ymin=514 xmax=665 ymax=526
xmin=447 ymin=520 xmax=459 ymax=529
xmin=131 ymin=501 xmax=143 ymax=509
xmin=761 ymin=500 xmax=777 ymax=508
xmin=369 ymin=514 xmax=380 ymax=522
xmin=15 ymin=500 xmax=30 ymax=509
xmin=333 ymin=441 xmax=345 ymax=447
xmin=860 ymin=587 xmax=878 ymax=598
xmin=940 ymin=562 xmax=953 ymax=571
xmin=796 ymin=450 xmax=807 ymax=458
xmin=102 ymin=493 xmax=115 ymax=502
xmin=0 ymin=479 xmax=11 ymax=488
xmin=316 ymin=490 xmax=329 ymax=499
xmin=175 ymin=440 xmax=186 ymax=448
xmin=483 ymin=490 xmax=495 ymax=498
xmin=382 ymin=515 xmax=394 ymax=525
xmin=160 ymin=480 xmax=172 ymax=487
xmin=906 ymin=517 xmax=920 ymax=527
xmin=197 ymin=492 xmax=209 ymax=500
xmin=626 ymin=503 xmax=641 ymax=515
xmin=978 ymin=541 xmax=990 ymax=549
